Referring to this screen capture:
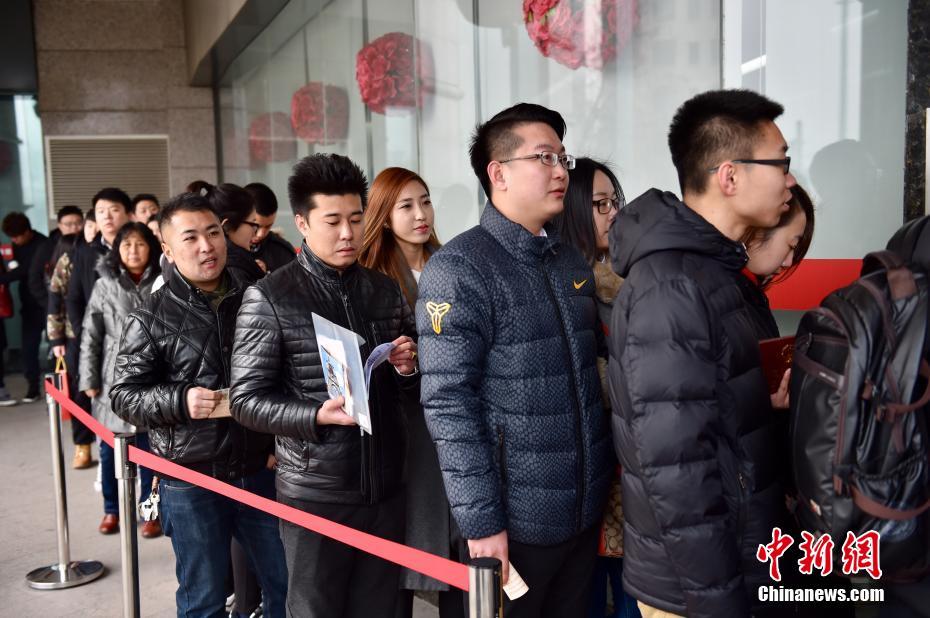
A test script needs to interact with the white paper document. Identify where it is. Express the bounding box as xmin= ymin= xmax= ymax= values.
xmin=312 ymin=313 xmax=392 ymax=435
